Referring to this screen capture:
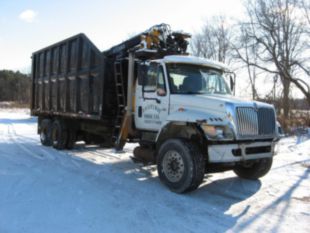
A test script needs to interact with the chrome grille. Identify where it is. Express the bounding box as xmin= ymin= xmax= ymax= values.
xmin=236 ymin=107 xmax=275 ymax=138
xmin=236 ymin=107 xmax=259 ymax=136
xmin=258 ymin=108 xmax=276 ymax=135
